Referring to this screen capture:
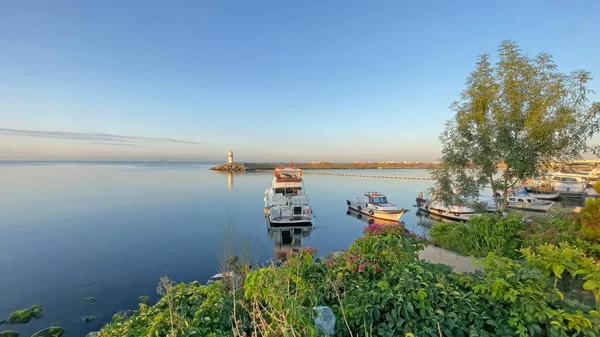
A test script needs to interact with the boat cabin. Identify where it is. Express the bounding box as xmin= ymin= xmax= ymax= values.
xmin=508 ymin=195 xmax=535 ymax=204
xmin=365 ymin=192 xmax=389 ymax=205
xmin=274 ymin=187 xmax=303 ymax=196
